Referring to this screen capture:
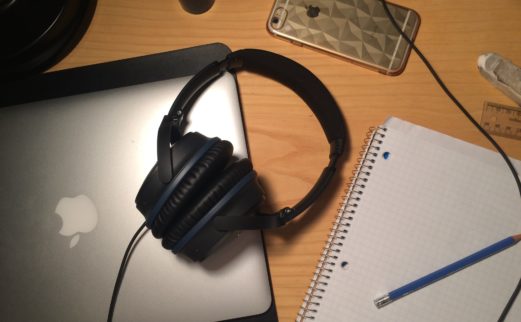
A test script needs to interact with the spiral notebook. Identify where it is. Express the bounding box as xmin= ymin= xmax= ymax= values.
xmin=297 ymin=117 xmax=521 ymax=321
